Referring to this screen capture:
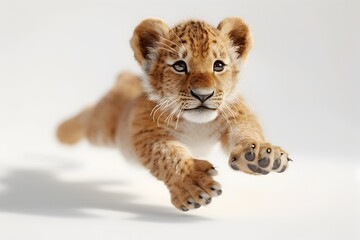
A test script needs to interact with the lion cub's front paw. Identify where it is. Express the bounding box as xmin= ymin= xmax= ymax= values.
xmin=229 ymin=140 xmax=292 ymax=175
xmin=168 ymin=160 xmax=222 ymax=211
